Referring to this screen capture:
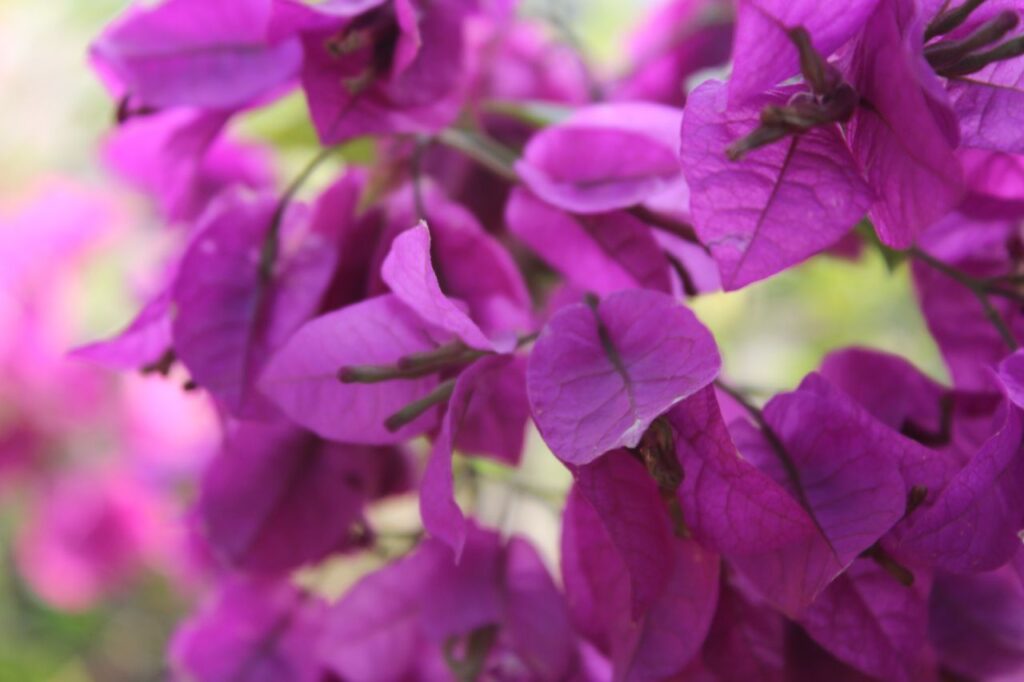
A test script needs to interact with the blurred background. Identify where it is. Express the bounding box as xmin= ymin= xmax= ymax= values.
xmin=0 ymin=1 xmax=944 ymax=680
